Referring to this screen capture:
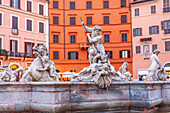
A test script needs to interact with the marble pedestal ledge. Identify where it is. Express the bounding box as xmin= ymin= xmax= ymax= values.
xmin=0 ymin=81 xmax=169 ymax=113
